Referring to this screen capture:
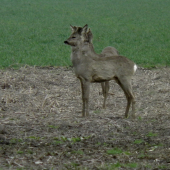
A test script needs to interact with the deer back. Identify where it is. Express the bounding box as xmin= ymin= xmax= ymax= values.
xmin=101 ymin=46 xmax=119 ymax=57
